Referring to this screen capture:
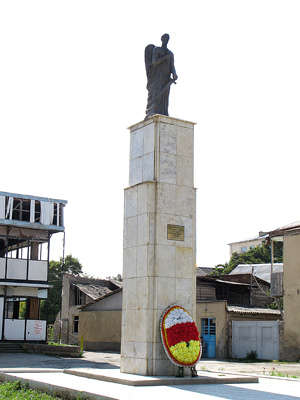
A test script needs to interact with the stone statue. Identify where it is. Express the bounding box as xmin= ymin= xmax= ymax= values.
xmin=144 ymin=34 xmax=178 ymax=120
